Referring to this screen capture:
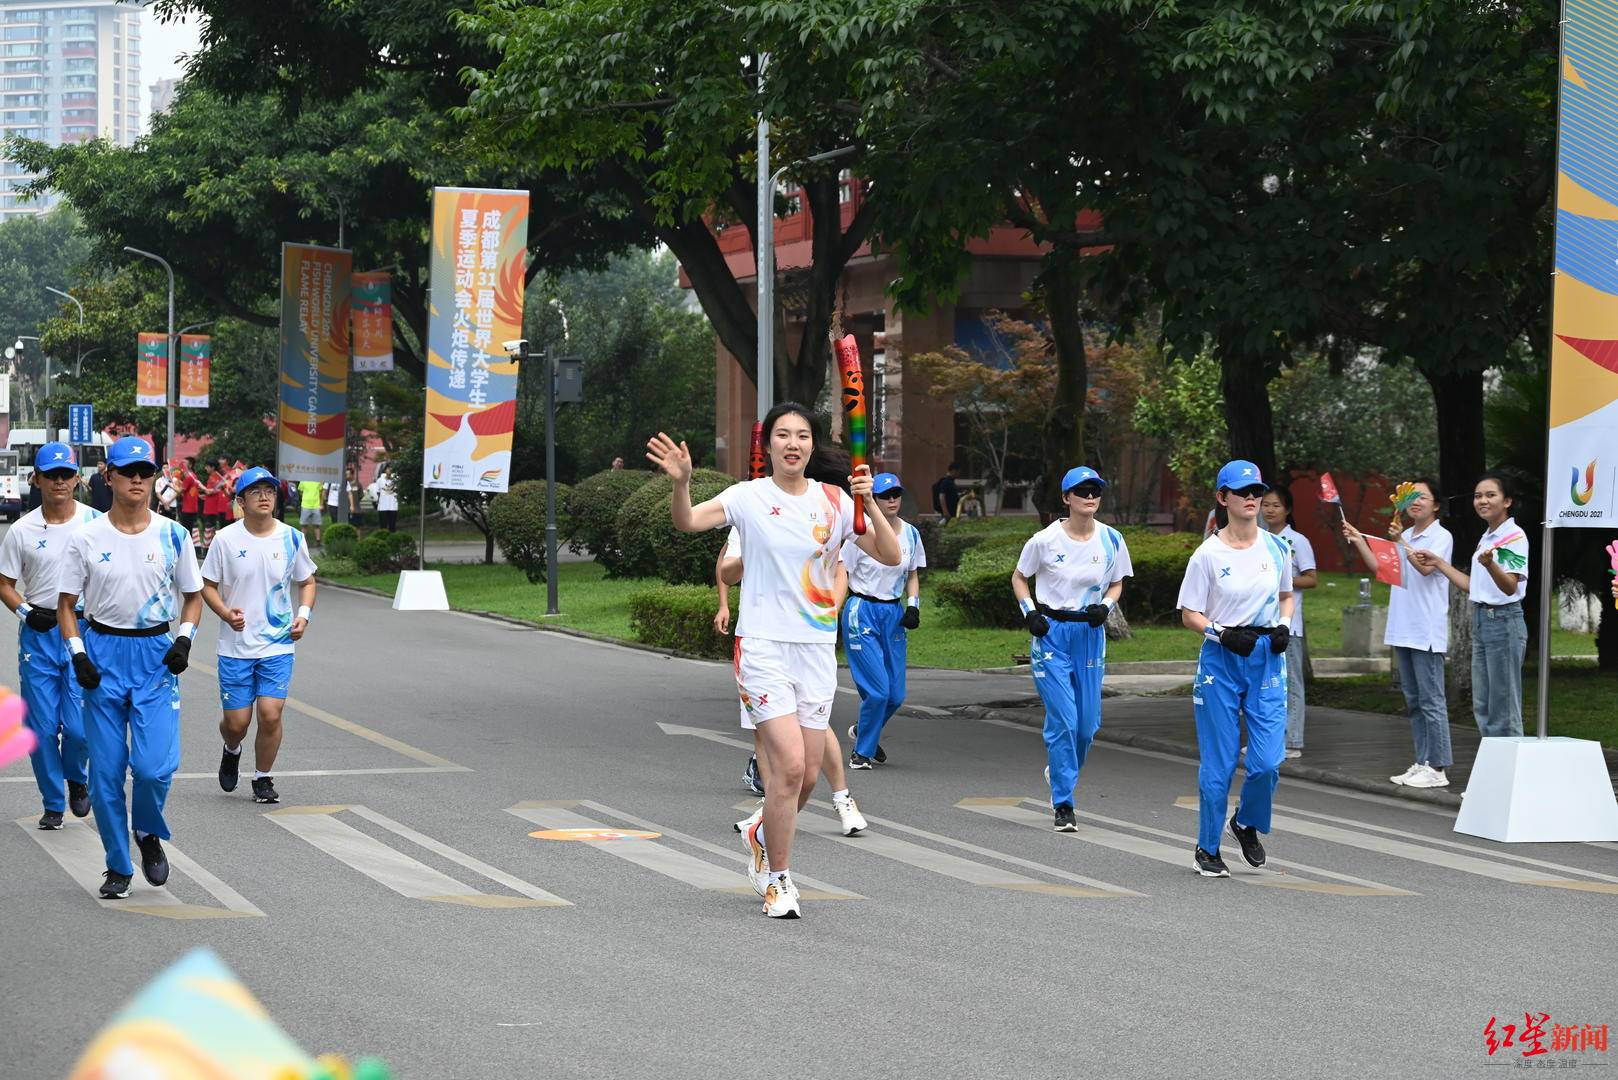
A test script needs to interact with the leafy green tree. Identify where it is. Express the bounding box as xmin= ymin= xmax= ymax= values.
xmin=0 ymin=208 xmax=92 ymax=419
xmin=1131 ymin=351 xmax=1226 ymax=523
